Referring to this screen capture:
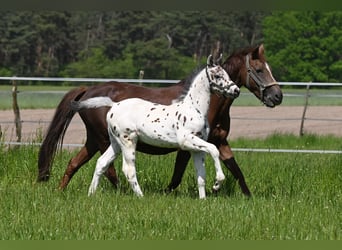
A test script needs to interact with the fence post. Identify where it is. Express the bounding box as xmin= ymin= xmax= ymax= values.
xmin=139 ymin=70 xmax=144 ymax=86
xmin=12 ymin=77 xmax=22 ymax=143
xmin=299 ymin=84 xmax=310 ymax=136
